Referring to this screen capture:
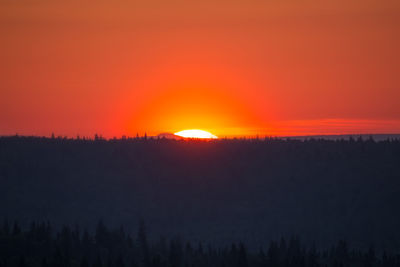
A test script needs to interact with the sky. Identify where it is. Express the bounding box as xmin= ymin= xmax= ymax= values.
xmin=1 ymin=0 xmax=399 ymax=137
